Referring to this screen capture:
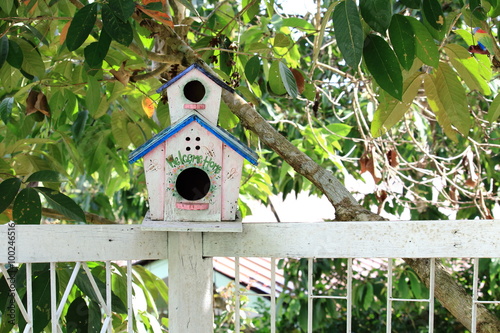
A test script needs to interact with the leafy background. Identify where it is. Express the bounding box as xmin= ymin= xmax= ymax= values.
xmin=0 ymin=0 xmax=500 ymax=331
